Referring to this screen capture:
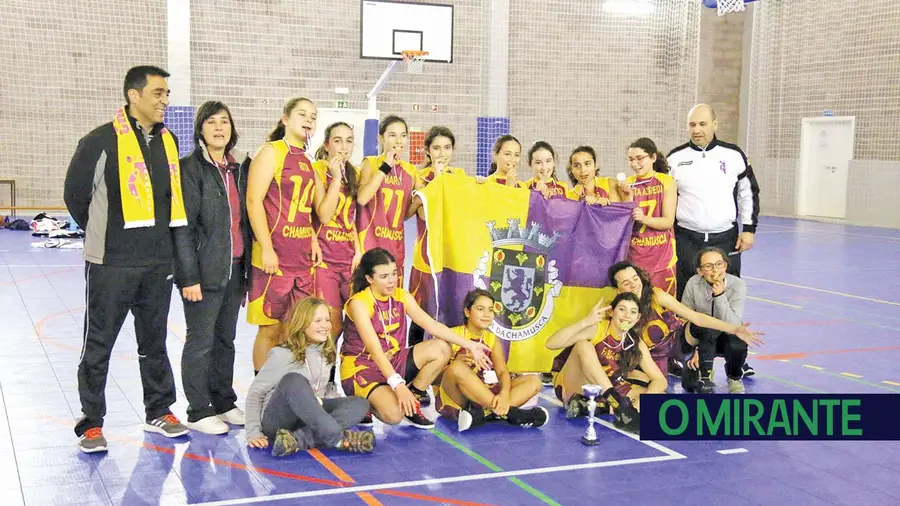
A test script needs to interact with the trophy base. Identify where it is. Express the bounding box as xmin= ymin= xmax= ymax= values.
xmin=581 ymin=436 xmax=600 ymax=446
